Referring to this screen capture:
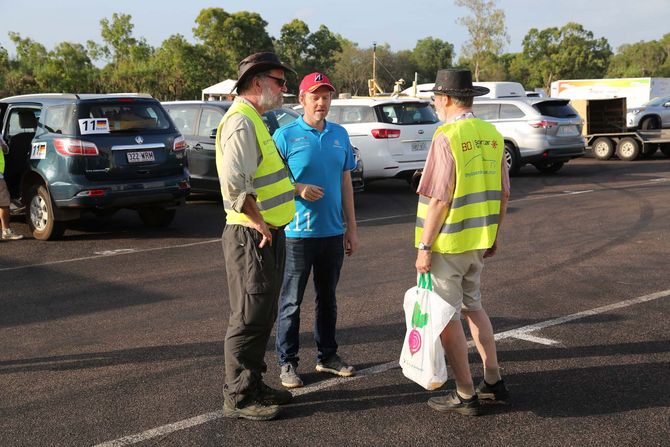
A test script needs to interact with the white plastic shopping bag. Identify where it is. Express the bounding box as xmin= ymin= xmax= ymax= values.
xmin=399 ymin=273 xmax=457 ymax=390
